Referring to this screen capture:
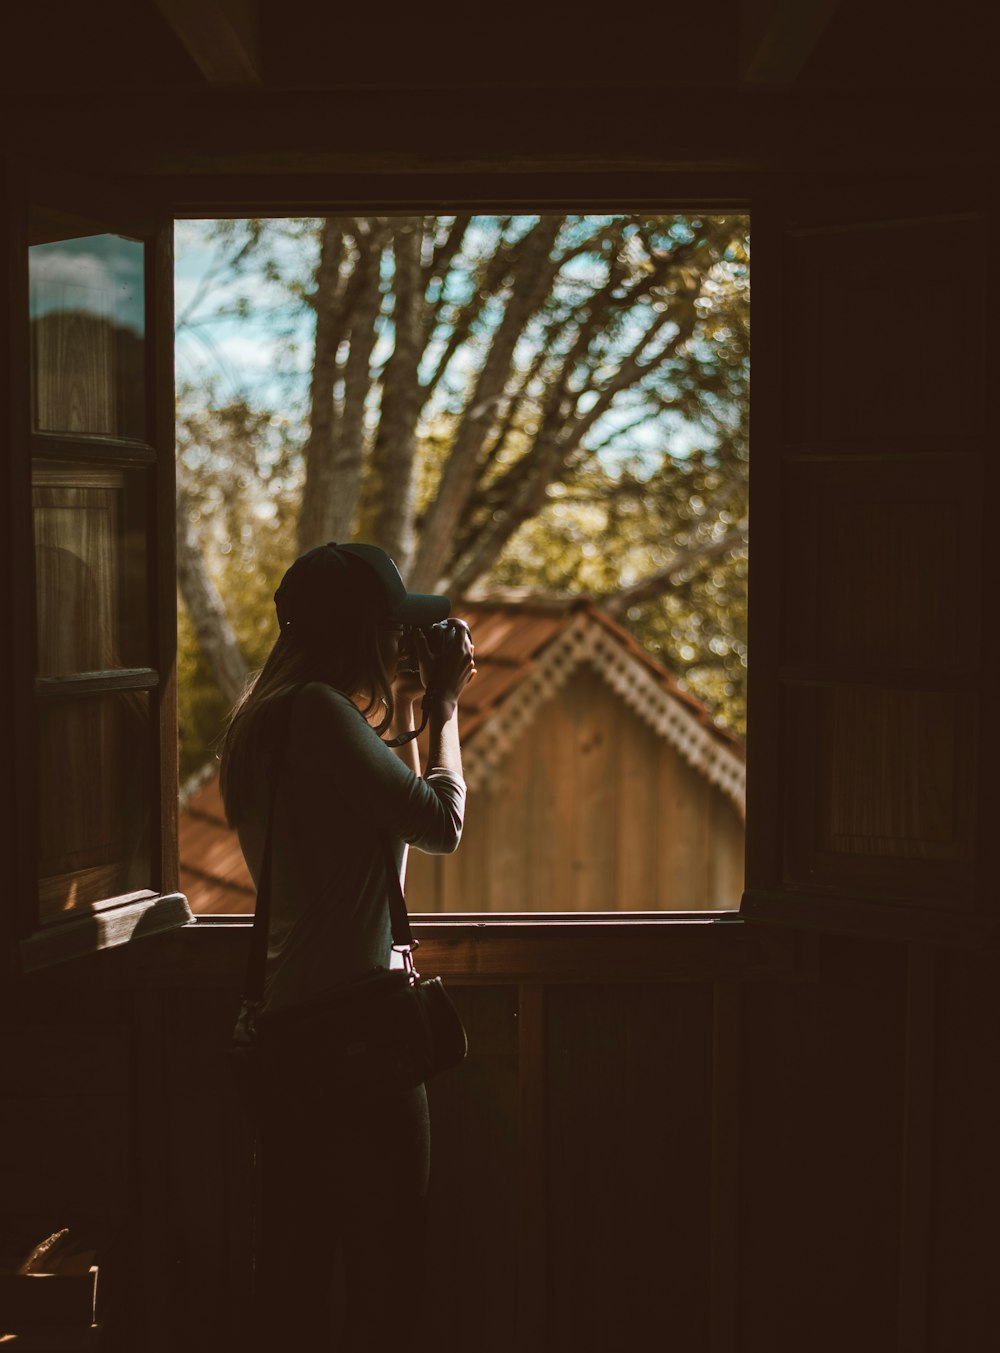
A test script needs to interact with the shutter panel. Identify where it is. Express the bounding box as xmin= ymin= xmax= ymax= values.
xmin=3 ymin=164 xmax=190 ymax=970
xmin=744 ymin=186 xmax=997 ymax=942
